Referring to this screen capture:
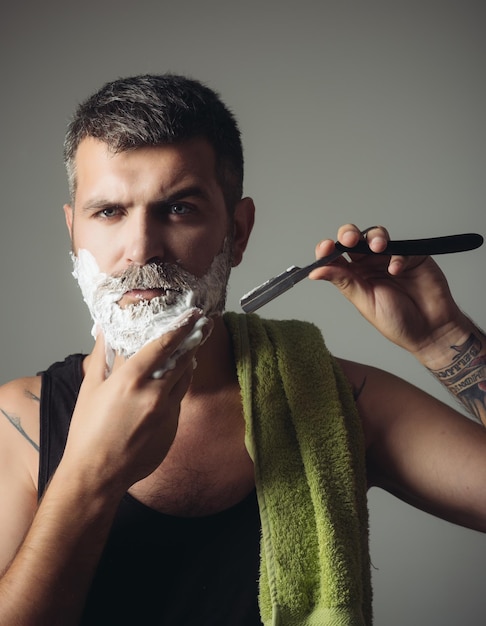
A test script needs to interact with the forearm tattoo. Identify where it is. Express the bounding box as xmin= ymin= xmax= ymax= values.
xmin=428 ymin=333 xmax=486 ymax=425
xmin=0 ymin=388 xmax=40 ymax=451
